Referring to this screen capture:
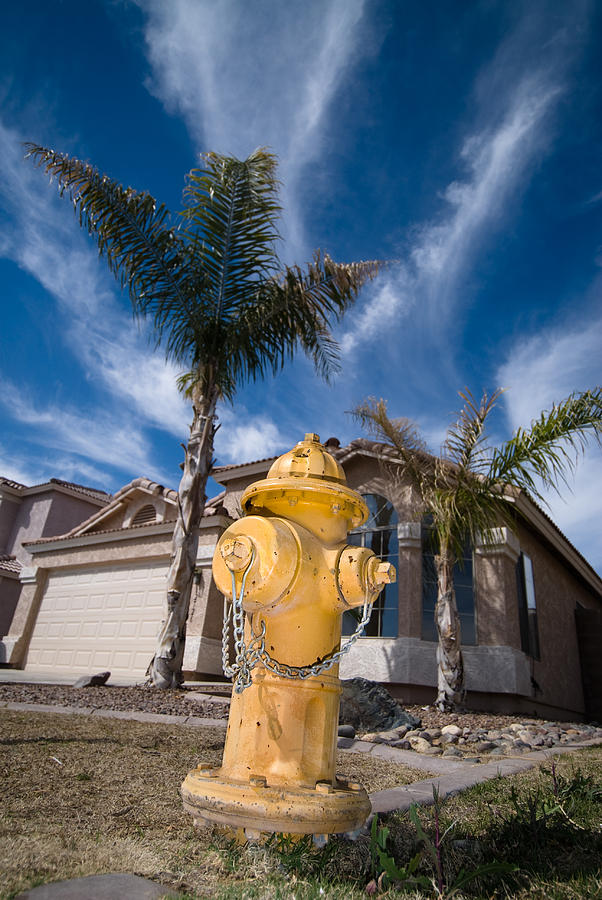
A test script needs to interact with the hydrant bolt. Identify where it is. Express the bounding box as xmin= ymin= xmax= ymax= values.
xmin=315 ymin=782 xmax=333 ymax=794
